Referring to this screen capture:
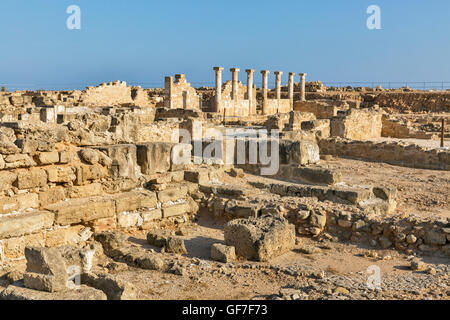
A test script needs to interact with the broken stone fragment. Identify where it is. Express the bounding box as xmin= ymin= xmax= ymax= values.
xmin=23 ymin=247 xmax=68 ymax=293
xmin=5 ymin=271 xmax=24 ymax=284
xmin=308 ymin=210 xmax=327 ymax=229
xmin=410 ymin=259 xmax=426 ymax=271
xmin=164 ymin=236 xmax=187 ymax=254
xmin=224 ymin=214 xmax=296 ymax=262
xmin=229 ymin=167 xmax=244 ymax=178
xmin=94 ymin=231 xmax=128 ymax=255
xmin=81 ymin=273 xmax=137 ymax=300
xmin=80 ymin=148 xmax=100 ymax=165
xmin=210 ymin=243 xmax=236 ymax=263
xmin=0 ymin=283 xmax=107 ymax=300
xmin=146 ymin=229 xmax=175 ymax=248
